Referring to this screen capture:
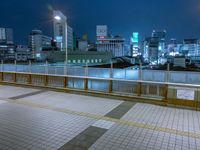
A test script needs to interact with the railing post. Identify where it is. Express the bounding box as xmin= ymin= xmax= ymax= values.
xmin=14 ymin=60 xmax=17 ymax=72
xmin=137 ymin=61 xmax=142 ymax=96
xmin=163 ymin=84 xmax=168 ymax=103
xmin=139 ymin=61 xmax=142 ymax=80
xmin=110 ymin=60 xmax=113 ymax=78
xmin=45 ymin=61 xmax=48 ymax=74
xmin=109 ymin=79 xmax=113 ymax=93
xmin=13 ymin=73 xmax=17 ymax=82
xmin=84 ymin=78 xmax=88 ymax=91
xmin=55 ymin=66 xmax=57 ymax=75
xmin=137 ymin=82 xmax=142 ymax=96
xmin=166 ymin=63 xmax=170 ymax=82
xmin=28 ymin=74 xmax=32 ymax=84
xmin=44 ymin=75 xmax=48 ymax=86
xmin=1 ymin=60 xmax=3 ymax=72
xmin=29 ymin=60 xmax=32 ymax=73
xmin=64 ymin=77 xmax=68 ymax=88
xmin=0 ymin=72 xmax=3 ymax=82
